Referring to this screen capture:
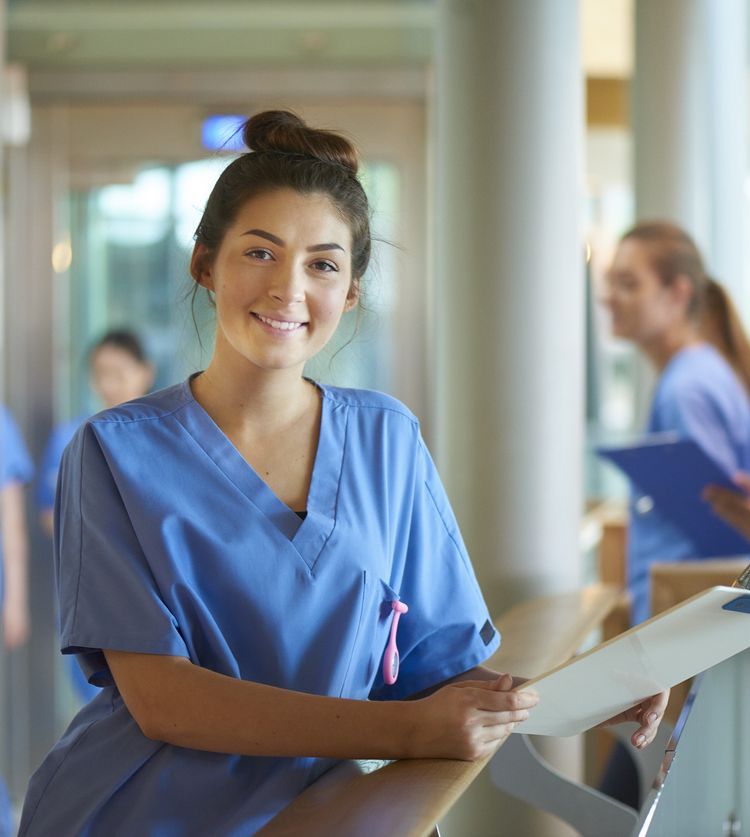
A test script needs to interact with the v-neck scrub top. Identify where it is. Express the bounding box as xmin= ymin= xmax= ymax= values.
xmin=20 ymin=380 xmax=499 ymax=836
